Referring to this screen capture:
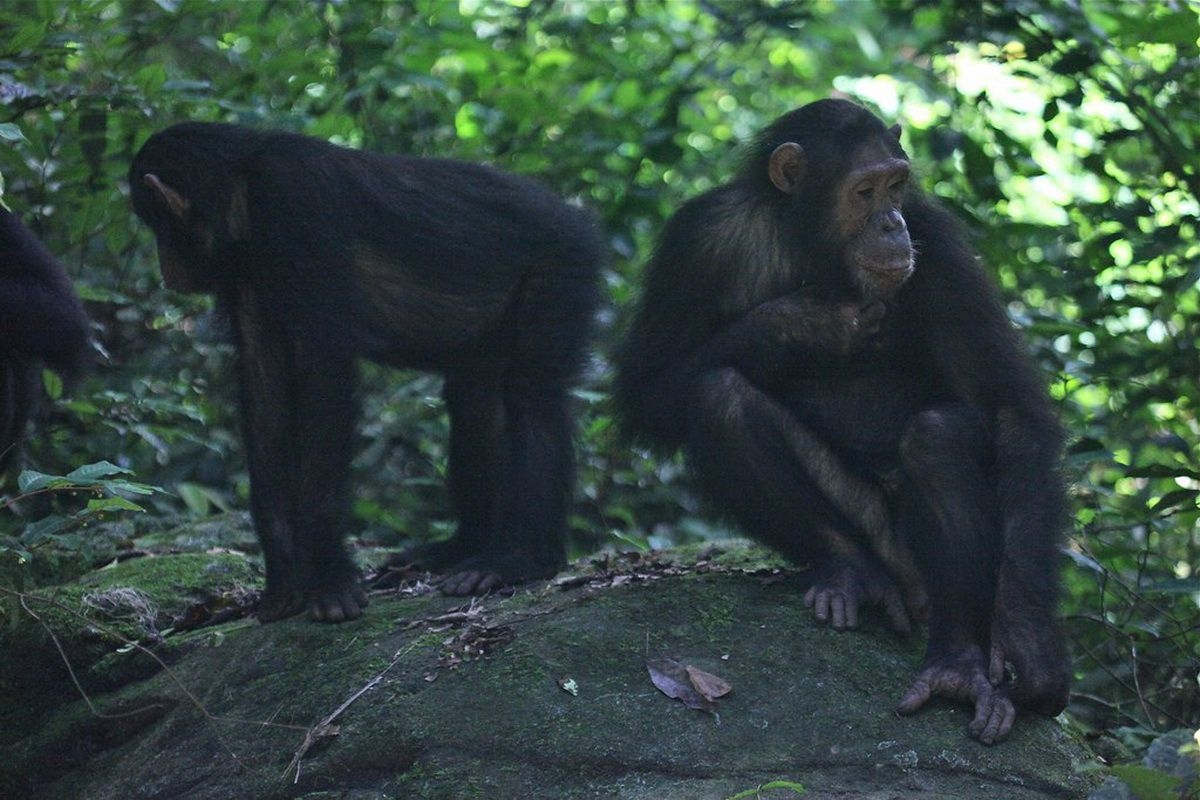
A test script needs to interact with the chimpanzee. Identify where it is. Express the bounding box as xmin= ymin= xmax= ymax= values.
xmin=614 ymin=99 xmax=1069 ymax=743
xmin=129 ymin=122 xmax=602 ymax=623
xmin=0 ymin=208 xmax=90 ymax=473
